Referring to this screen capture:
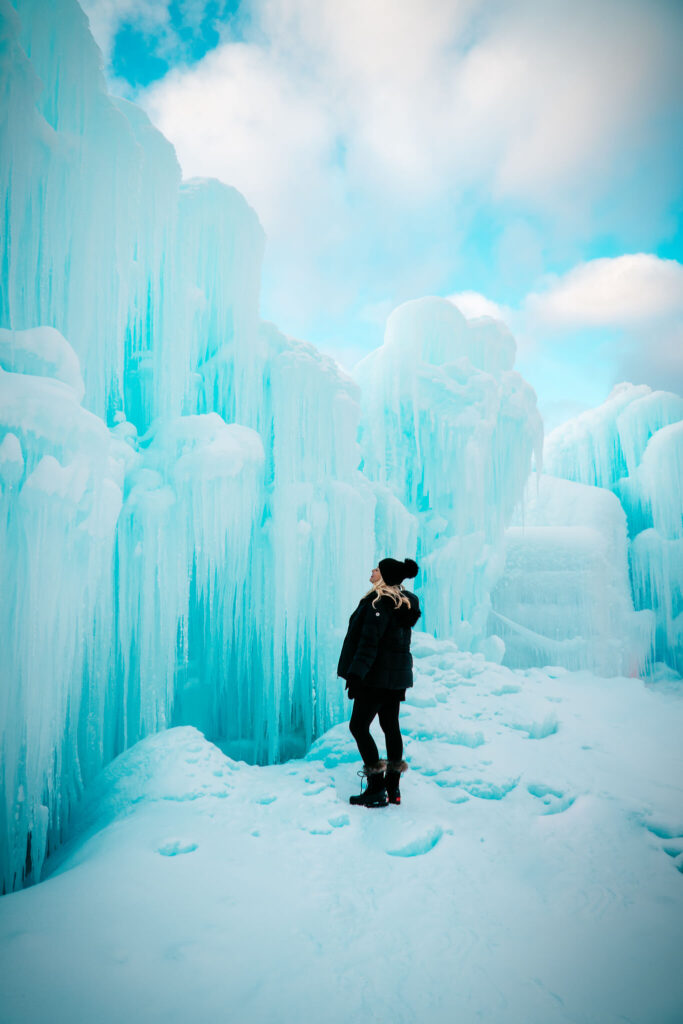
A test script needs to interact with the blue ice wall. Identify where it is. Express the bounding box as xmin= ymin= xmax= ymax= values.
xmin=356 ymin=298 xmax=543 ymax=654
xmin=544 ymin=385 xmax=683 ymax=673
xmin=0 ymin=0 xmax=542 ymax=893
xmin=489 ymin=474 xmax=653 ymax=675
